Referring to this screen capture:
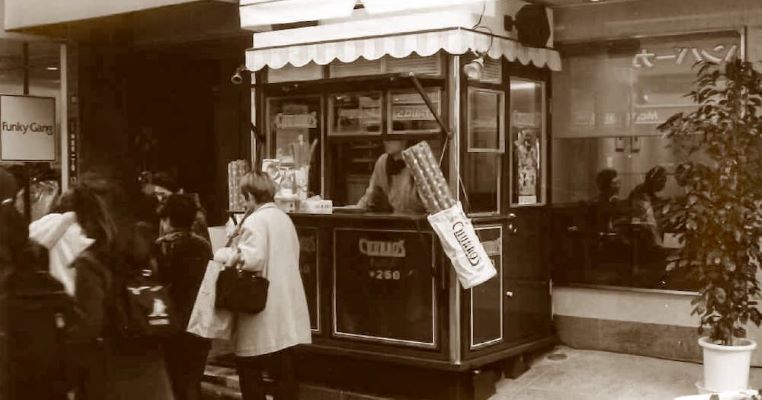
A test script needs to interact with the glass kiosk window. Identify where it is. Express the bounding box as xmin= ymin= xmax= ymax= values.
xmin=266 ymin=96 xmax=322 ymax=196
xmin=463 ymin=88 xmax=505 ymax=215
xmin=328 ymin=92 xmax=382 ymax=137
xmin=510 ymin=80 xmax=546 ymax=206
xmin=326 ymin=88 xmax=444 ymax=207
